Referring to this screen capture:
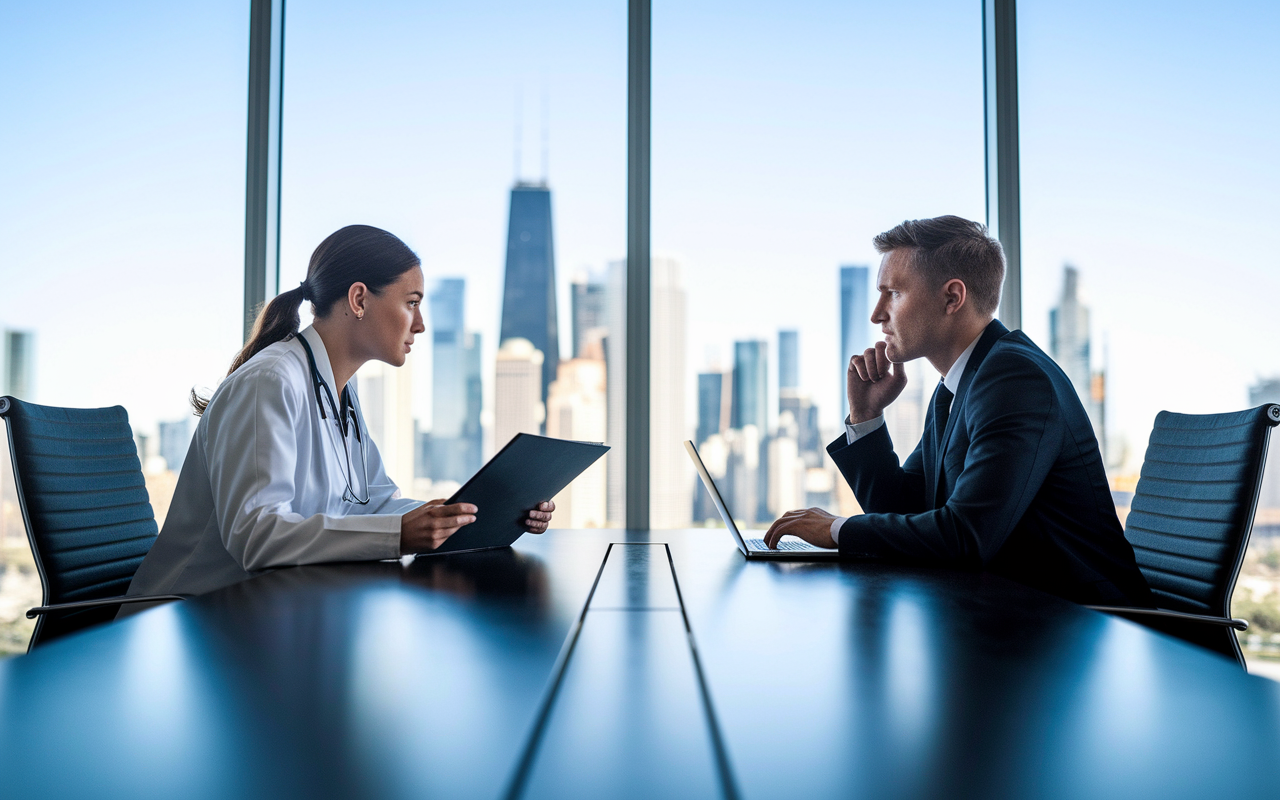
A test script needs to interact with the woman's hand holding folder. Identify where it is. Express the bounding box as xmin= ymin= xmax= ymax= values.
xmin=400 ymin=499 xmax=555 ymax=554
